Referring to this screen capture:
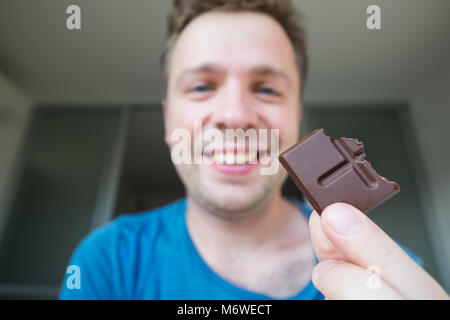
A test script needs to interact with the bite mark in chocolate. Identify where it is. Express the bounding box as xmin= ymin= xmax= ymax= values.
xmin=279 ymin=128 xmax=400 ymax=215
